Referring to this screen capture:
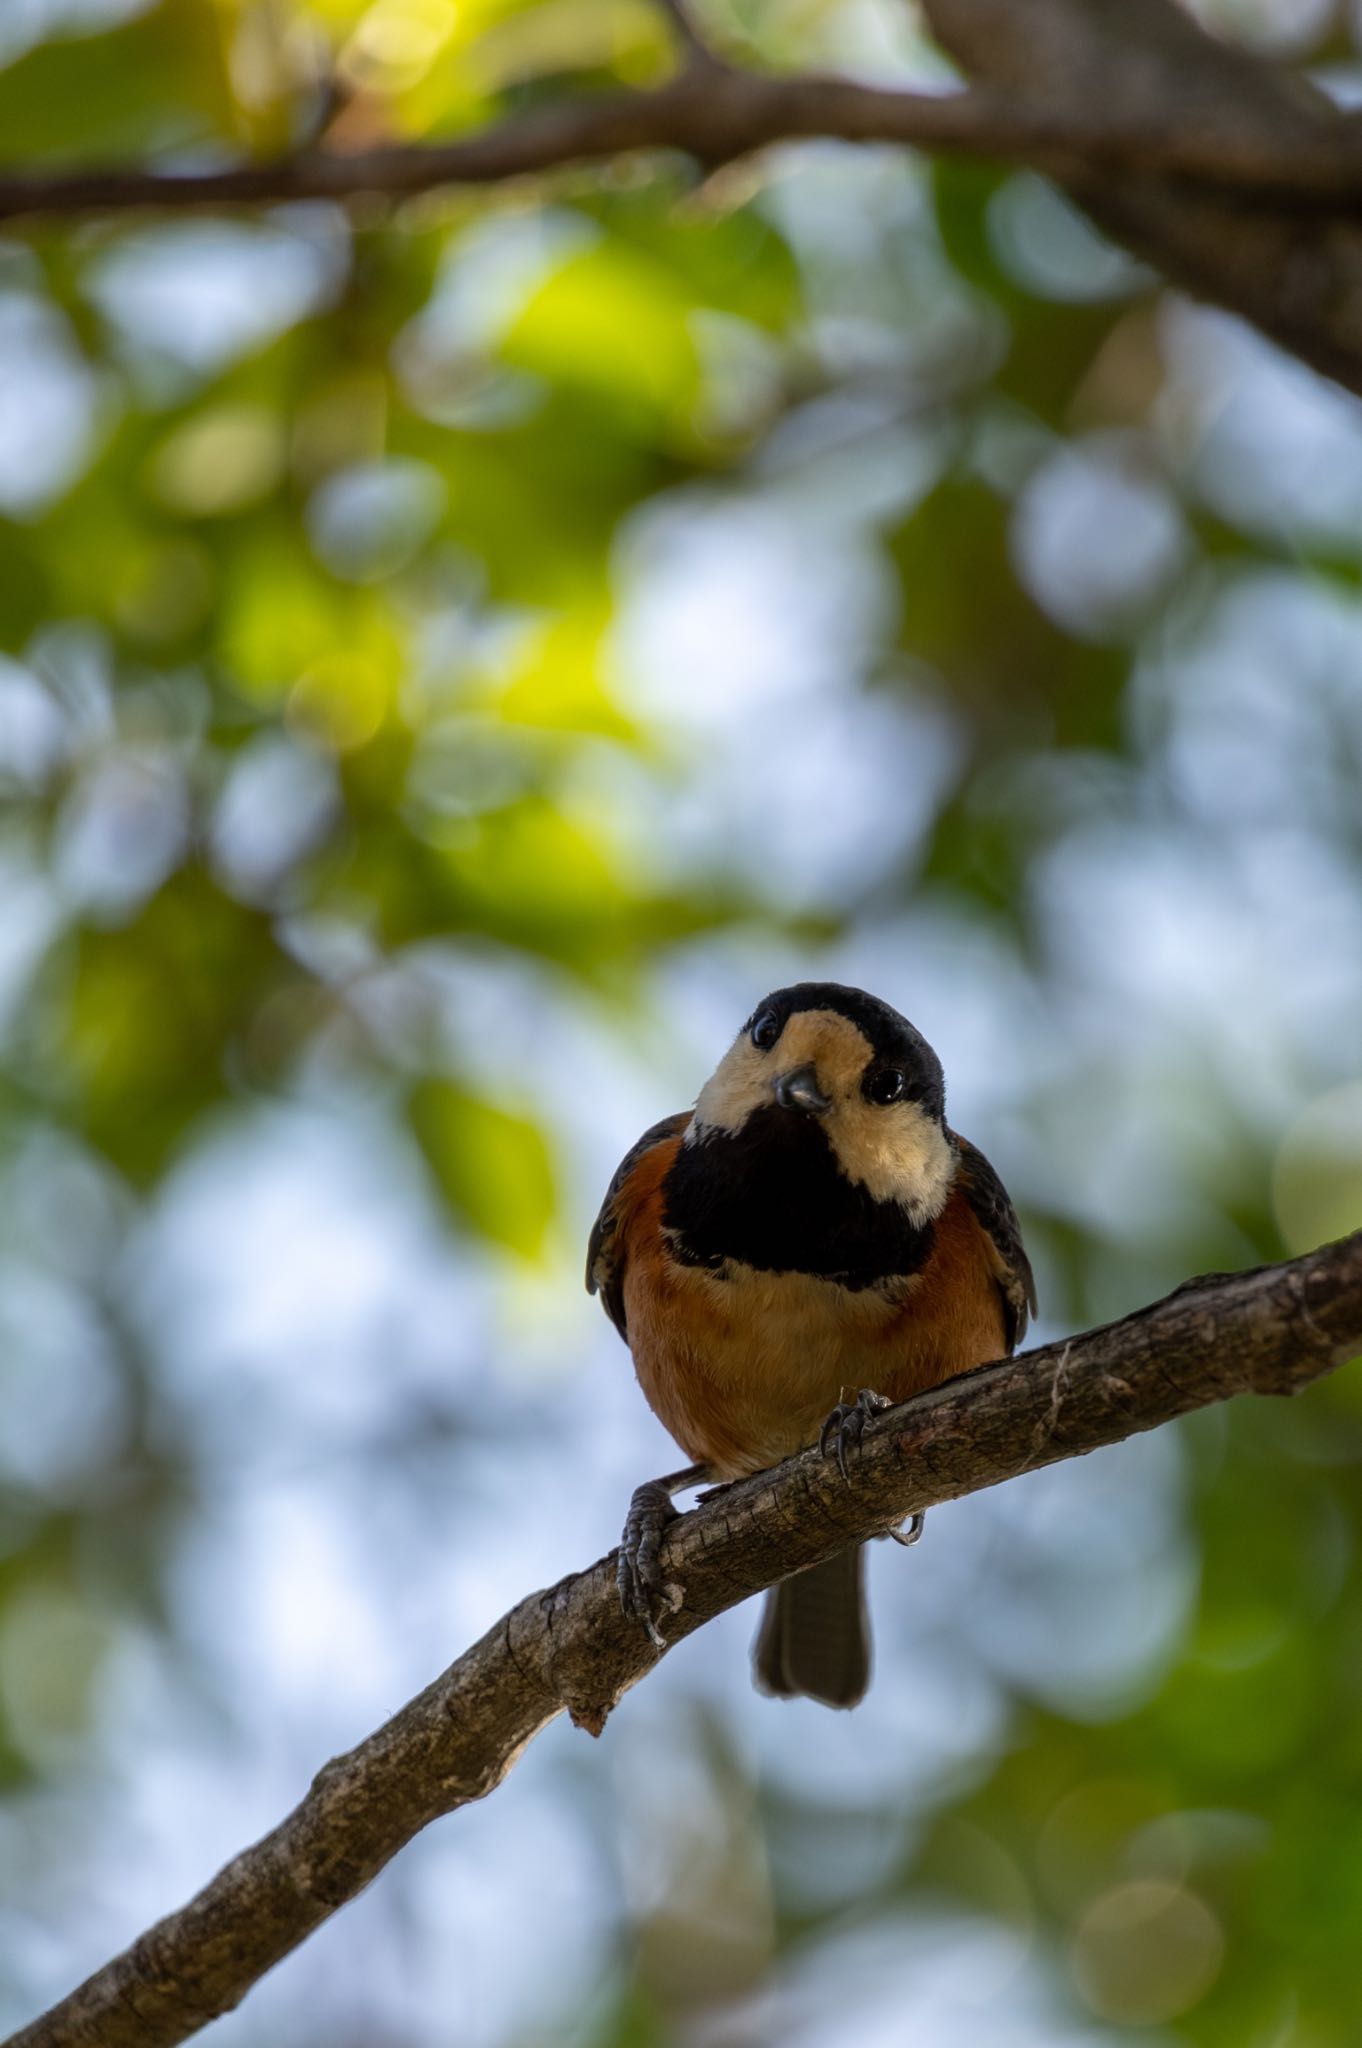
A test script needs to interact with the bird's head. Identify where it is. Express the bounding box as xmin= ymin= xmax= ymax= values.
xmin=690 ymin=982 xmax=953 ymax=1228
